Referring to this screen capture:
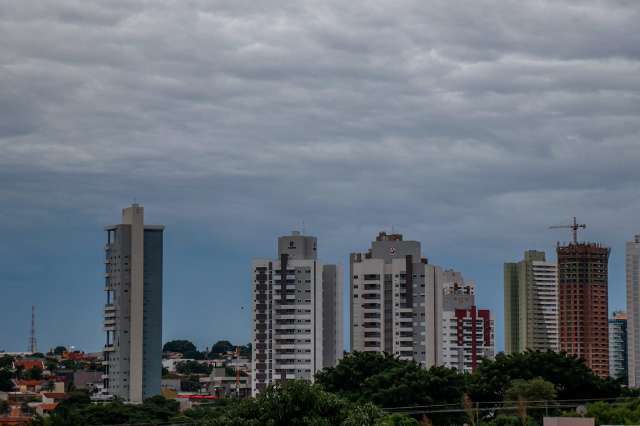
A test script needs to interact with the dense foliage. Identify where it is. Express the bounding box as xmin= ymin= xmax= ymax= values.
xmin=162 ymin=339 xmax=251 ymax=360
xmin=31 ymin=382 xmax=416 ymax=426
xmin=176 ymin=360 xmax=213 ymax=375
xmin=24 ymin=366 xmax=43 ymax=380
xmin=0 ymin=356 xmax=14 ymax=369
xmin=467 ymin=350 xmax=621 ymax=403
xmin=0 ymin=368 xmax=13 ymax=391
xmin=31 ymin=393 xmax=180 ymax=426
xmin=316 ymin=350 xmax=623 ymax=425
xmin=24 ymin=349 xmax=628 ymax=426
xmin=503 ymin=378 xmax=558 ymax=424
xmin=565 ymin=399 xmax=640 ymax=425
xmin=53 ymin=346 xmax=67 ymax=356
xmin=316 ymin=352 xmax=466 ymax=424
xmin=183 ymin=380 xmax=417 ymax=425
xmin=162 ymin=339 xmax=202 ymax=359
